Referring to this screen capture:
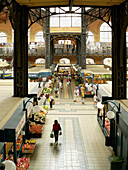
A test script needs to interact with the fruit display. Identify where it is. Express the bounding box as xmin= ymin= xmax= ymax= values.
xmin=29 ymin=124 xmax=43 ymax=138
xmin=41 ymin=105 xmax=49 ymax=112
xmin=16 ymin=135 xmax=23 ymax=151
xmin=42 ymin=87 xmax=51 ymax=94
xmin=29 ymin=124 xmax=42 ymax=134
xmin=17 ymin=157 xmax=30 ymax=168
xmin=22 ymin=144 xmax=35 ymax=154
xmin=25 ymin=139 xmax=36 ymax=144
xmin=34 ymin=113 xmax=45 ymax=124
